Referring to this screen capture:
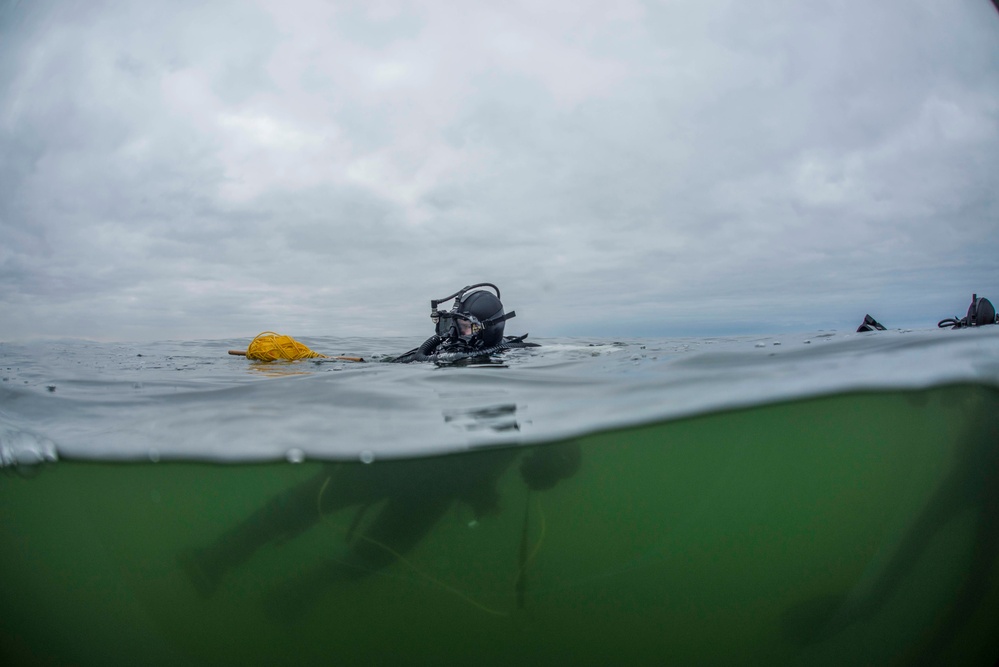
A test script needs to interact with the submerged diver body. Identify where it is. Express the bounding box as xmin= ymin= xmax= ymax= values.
xmin=781 ymin=400 xmax=999 ymax=664
xmin=180 ymin=284 xmax=578 ymax=618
